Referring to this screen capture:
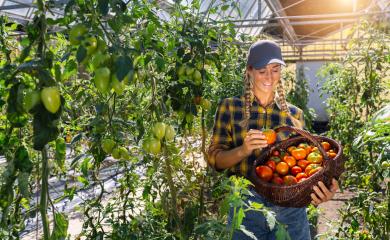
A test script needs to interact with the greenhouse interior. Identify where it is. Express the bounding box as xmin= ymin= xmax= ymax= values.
xmin=0 ymin=0 xmax=389 ymax=239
